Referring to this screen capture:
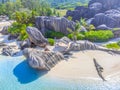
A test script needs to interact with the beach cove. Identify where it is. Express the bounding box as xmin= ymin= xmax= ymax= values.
xmin=1 ymin=21 xmax=120 ymax=90
xmin=1 ymin=51 xmax=120 ymax=90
